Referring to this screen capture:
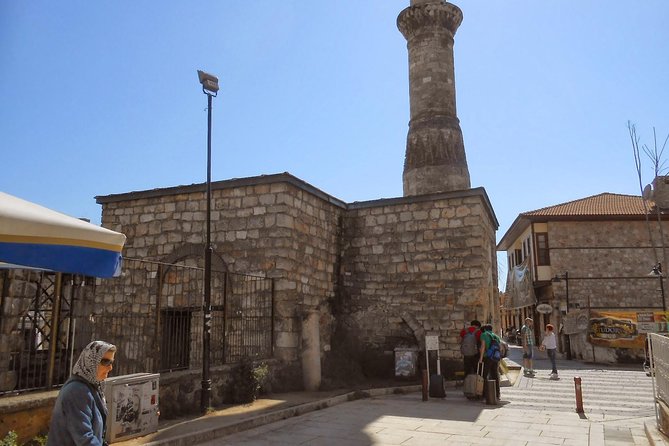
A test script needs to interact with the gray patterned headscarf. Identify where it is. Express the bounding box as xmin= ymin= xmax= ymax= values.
xmin=72 ymin=341 xmax=116 ymax=385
